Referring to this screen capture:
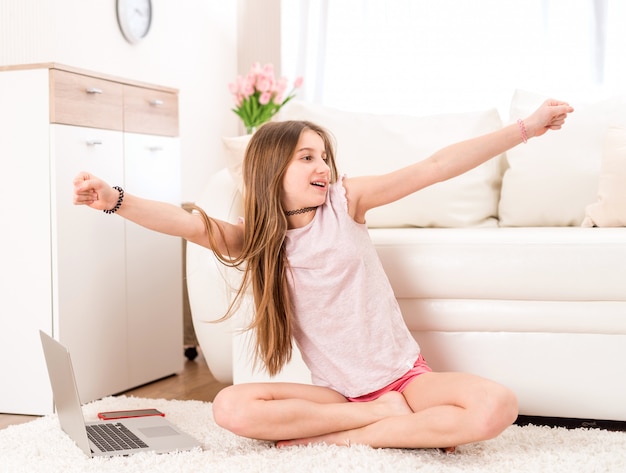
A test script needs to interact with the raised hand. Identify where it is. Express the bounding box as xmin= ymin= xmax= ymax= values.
xmin=524 ymin=99 xmax=574 ymax=138
xmin=72 ymin=172 xmax=119 ymax=212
